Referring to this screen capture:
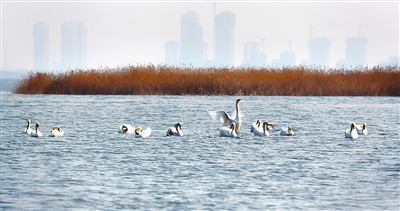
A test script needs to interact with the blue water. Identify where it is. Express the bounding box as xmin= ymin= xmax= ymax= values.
xmin=1 ymin=93 xmax=399 ymax=210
